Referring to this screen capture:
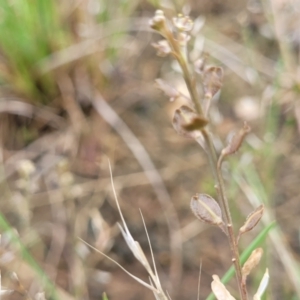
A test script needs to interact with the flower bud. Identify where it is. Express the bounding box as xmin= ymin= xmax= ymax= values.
xmin=149 ymin=10 xmax=167 ymax=33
